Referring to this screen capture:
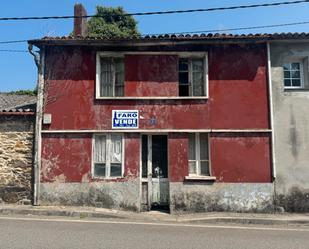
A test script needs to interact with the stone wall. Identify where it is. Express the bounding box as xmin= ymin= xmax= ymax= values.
xmin=0 ymin=115 xmax=34 ymax=204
